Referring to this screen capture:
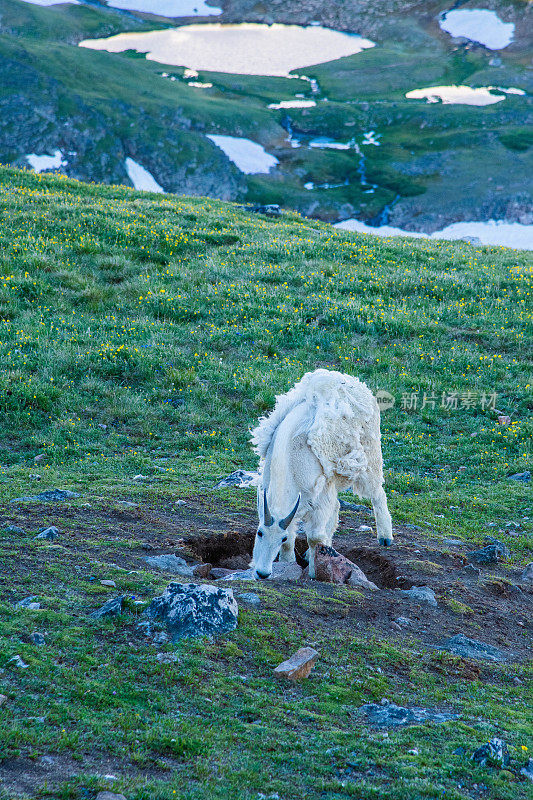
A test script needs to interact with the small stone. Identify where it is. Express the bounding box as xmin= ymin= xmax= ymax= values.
xmin=192 ymin=563 xmax=212 ymax=579
xmin=7 ymin=655 xmax=29 ymax=669
xmin=390 ymin=622 xmax=401 ymax=631
xmin=396 ymin=616 xmax=412 ymax=627
xmin=236 ymin=592 xmax=261 ymax=607
xmin=497 ymin=415 xmax=511 ymax=426
xmin=34 ymin=454 xmax=45 ymax=463
xmin=135 ymin=620 xmax=152 ymax=636
xmin=98 ymin=424 xmax=108 ymax=431
xmin=463 ymin=564 xmax=481 ymax=578
xmin=29 ymin=632 xmax=46 ymax=645
xmin=145 ymin=583 xmax=238 ymax=641
xmin=15 ymin=596 xmax=39 ymax=609
xmin=29 ymin=473 xmax=41 ymax=481
xmin=115 ymin=501 xmax=137 ymax=509
xmin=399 ymin=586 xmax=437 ymax=607
xmin=520 ymin=563 xmax=533 ymax=583
xmin=96 ymin=793 xmax=127 ymax=800
xmin=483 ymin=537 xmax=510 ymax=558
xmin=26 ymin=603 xmax=40 ymax=610
xmin=132 ymin=474 xmax=147 ymax=481
xmin=223 ymin=568 xmax=256 ymax=581
xmin=521 ymin=759 xmax=533 ymax=782
xmin=91 ymin=596 xmax=124 ymax=619
xmin=274 ymin=647 xmax=319 ymax=680
xmin=100 ymin=580 xmax=117 ymax=588
xmin=210 ymin=567 xmax=236 ymax=579
xmin=443 ymin=538 xmax=463 ymax=546
xmin=144 ymin=554 xmax=194 ymax=576
xmin=270 ymin=562 xmax=303 ymax=581
xmin=339 ymin=500 xmax=369 ymax=512
xmin=156 ymin=652 xmax=178 ymax=664
xmin=357 ymin=524 xmax=373 ymax=532
xmin=34 ymin=526 xmax=60 ymax=541
xmin=472 ymin=737 xmax=510 ymax=767
xmin=152 ymin=631 xmax=169 ymax=645
xmin=252 ymin=203 xmax=282 ymax=216
xmin=438 ymin=633 xmax=506 ymax=662
xmin=347 ymin=565 xmax=379 ymax=591
xmin=3 ymin=524 xmax=25 ymax=534
xmin=0 ymin=694 xmax=7 ymax=706
xmin=508 ymin=471 xmax=530 ymax=482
